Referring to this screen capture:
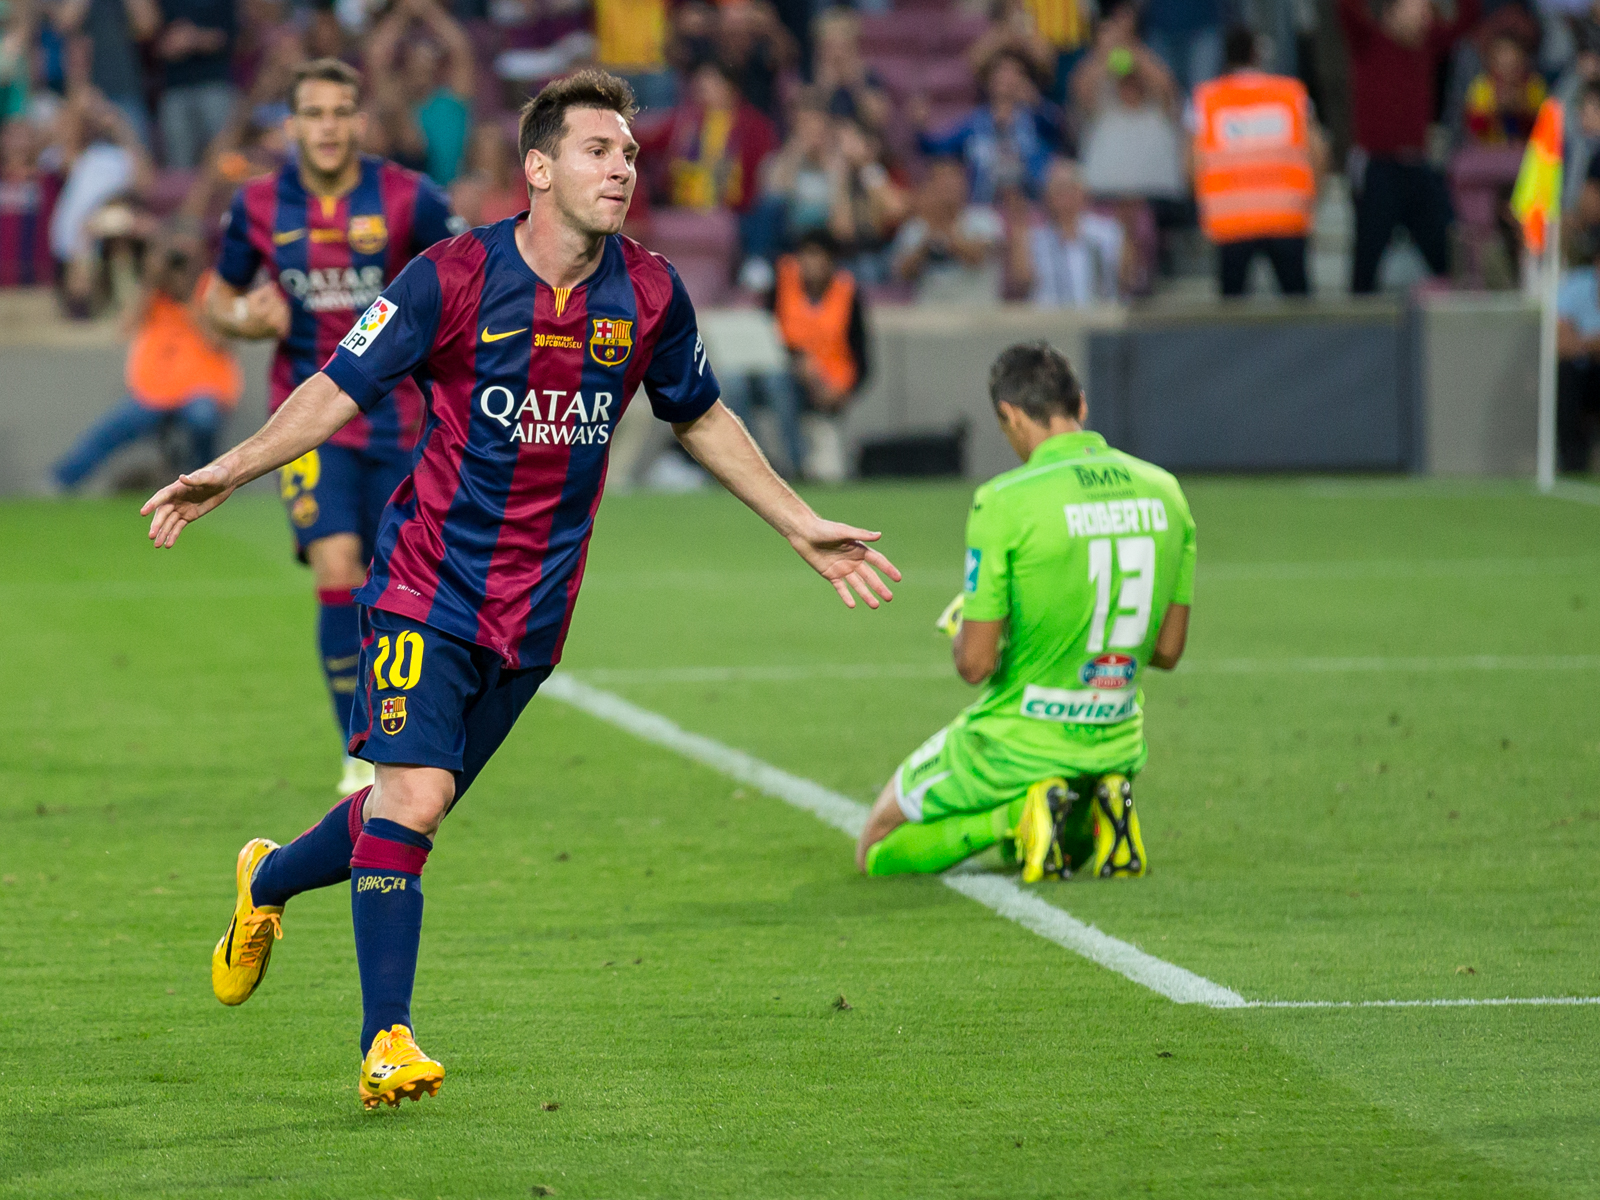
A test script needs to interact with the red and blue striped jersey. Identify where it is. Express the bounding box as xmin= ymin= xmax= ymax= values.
xmin=323 ymin=218 xmax=721 ymax=668
xmin=217 ymin=155 xmax=460 ymax=453
xmin=0 ymin=172 xmax=59 ymax=287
